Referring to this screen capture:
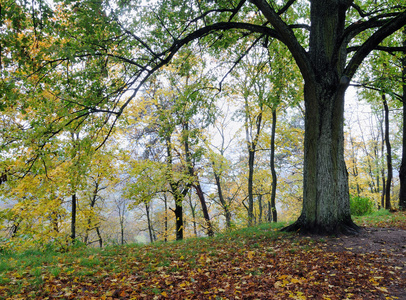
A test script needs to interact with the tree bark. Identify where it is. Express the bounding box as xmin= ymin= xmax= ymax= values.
xmin=119 ymin=210 xmax=125 ymax=245
xmin=71 ymin=193 xmax=77 ymax=243
xmin=380 ymin=114 xmax=386 ymax=209
xmin=85 ymin=181 xmax=101 ymax=246
xmin=248 ymin=0 xmax=406 ymax=234
xmin=182 ymin=120 xmax=214 ymax=237
xmin=164 ymin=193 xmax=168 ymax=242
xmin=213 ymin=171 xmax=231 ymax=229
xmin=284 ymin=82 xmax=358 ymax=234
xmin=282 ymin=0 xmax=358 ymax=234
xmin=270 ymin=108 xmax=278 ymax=222
xmin=194 ymin=182 xmax=214 ymax=237
xmin=166 ymin=135 xmax=187 ymax=241
xmin=117 ymin=199 xmax=126 ymax=245
xmin=188 ymin=194 xmax=198 ymax=237
xmin=245 ymin=106 xmax=263 ymax=226
xmin=172 ymin=187 xmax=184 ymax=241
xmin=96 ymin=227 xmax=103 ymax=248
xmin=349 ymin=135 xmax=361 ymax=197
xmin=145 ymin=202 xmax=154 ymax=243
xmin=383 ymin=95 xmax=392 ymax=210
xmin=399 ymin=27 xmax=406 ymax=211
